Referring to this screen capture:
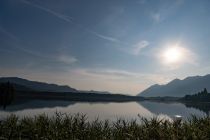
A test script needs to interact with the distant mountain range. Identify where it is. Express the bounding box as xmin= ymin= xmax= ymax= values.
xmin=0 ymin=77 xmax=121 ymax=95
xmin=0 ymin=77 xmax=143 ymax=102
xmin=78 ymin=90 xmax=113 ymax=94
xmin=138 ymin=74 xmax=210 ymax=97
xmin=0 ymin=77 xmax=77 ymax=92
xmin=2 ymin=74 xmax=210 ymax=98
